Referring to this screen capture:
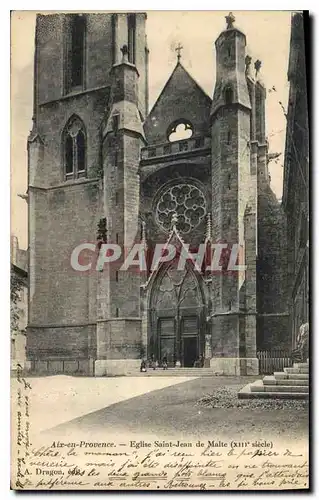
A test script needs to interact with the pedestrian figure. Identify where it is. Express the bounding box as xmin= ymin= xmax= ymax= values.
xmin=162 ymin=355 xmax=168 ymax=370
xmin=150 ymin=353 xmax=156 ymax=370
xmin=193 ymin=357 xmax=200 ymax=368
xmin=140 ymin=359 xmax=147 ymax=373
